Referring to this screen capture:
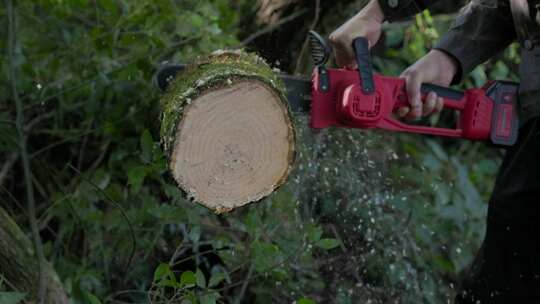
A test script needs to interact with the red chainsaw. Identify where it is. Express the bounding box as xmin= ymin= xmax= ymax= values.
xmin=156 ymin=31 xmax=519 ymax=146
